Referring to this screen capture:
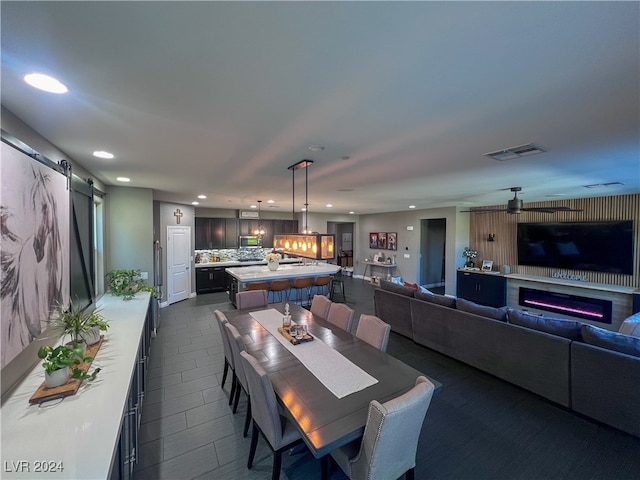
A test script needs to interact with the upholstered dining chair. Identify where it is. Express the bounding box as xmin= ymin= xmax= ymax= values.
xmin=236 ymin=289 xmax=269 ymax=310
xmin=326 ymin=303 xmax=355 ymax=333
xmin=355 ymin=314 xmax=391 ymax=352
xmin=310 ymin=294 xmax=332 ymax=319
xmin=330 ymin=376 xmax=435 ymax=480
xmin=240 ymin=350 xmax=303 ymax=480
xmin=224 ymin=322 xmax=253 ymax=437
xmin=214 ymin=310 xmax=234 ymax=395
